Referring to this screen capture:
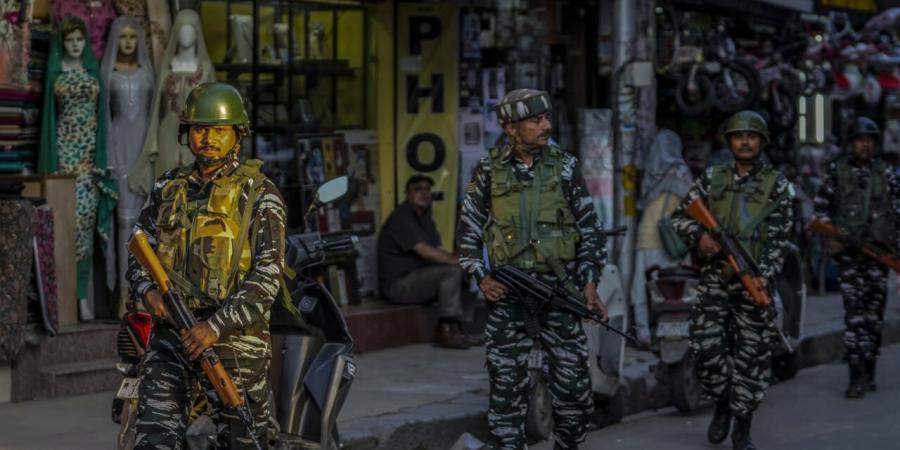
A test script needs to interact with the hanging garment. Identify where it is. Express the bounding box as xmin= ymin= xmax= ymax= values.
xmin=33 ymin=204 xmax=59 ymax=336
xmin=0 ymin=0 xmax=34 ymax=89
xmin=0 ymin=199 xmax=35 ymax=363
